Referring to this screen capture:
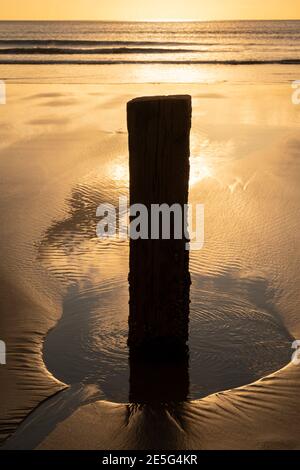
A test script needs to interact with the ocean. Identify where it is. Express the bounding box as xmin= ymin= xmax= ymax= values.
xmin=0 ymin=20 xmax=300 ymax=65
